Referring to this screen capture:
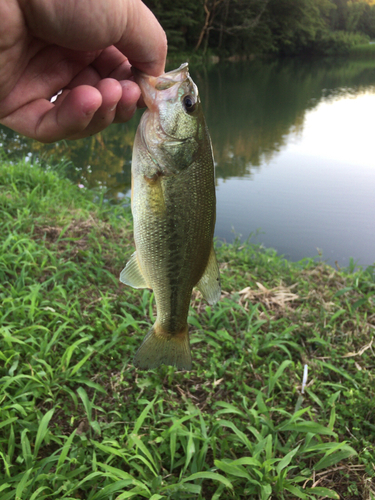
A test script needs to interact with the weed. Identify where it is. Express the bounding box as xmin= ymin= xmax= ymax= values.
xmin=0 ymin=160 xmax=374 ymax=499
